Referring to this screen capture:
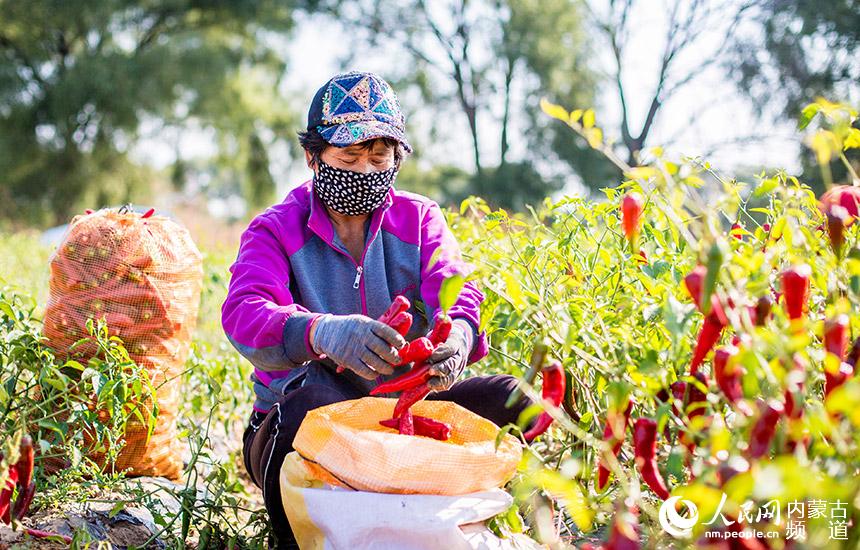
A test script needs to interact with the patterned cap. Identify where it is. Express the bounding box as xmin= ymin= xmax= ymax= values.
xmin=307 ymin=71 xmax=413 ymax=153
